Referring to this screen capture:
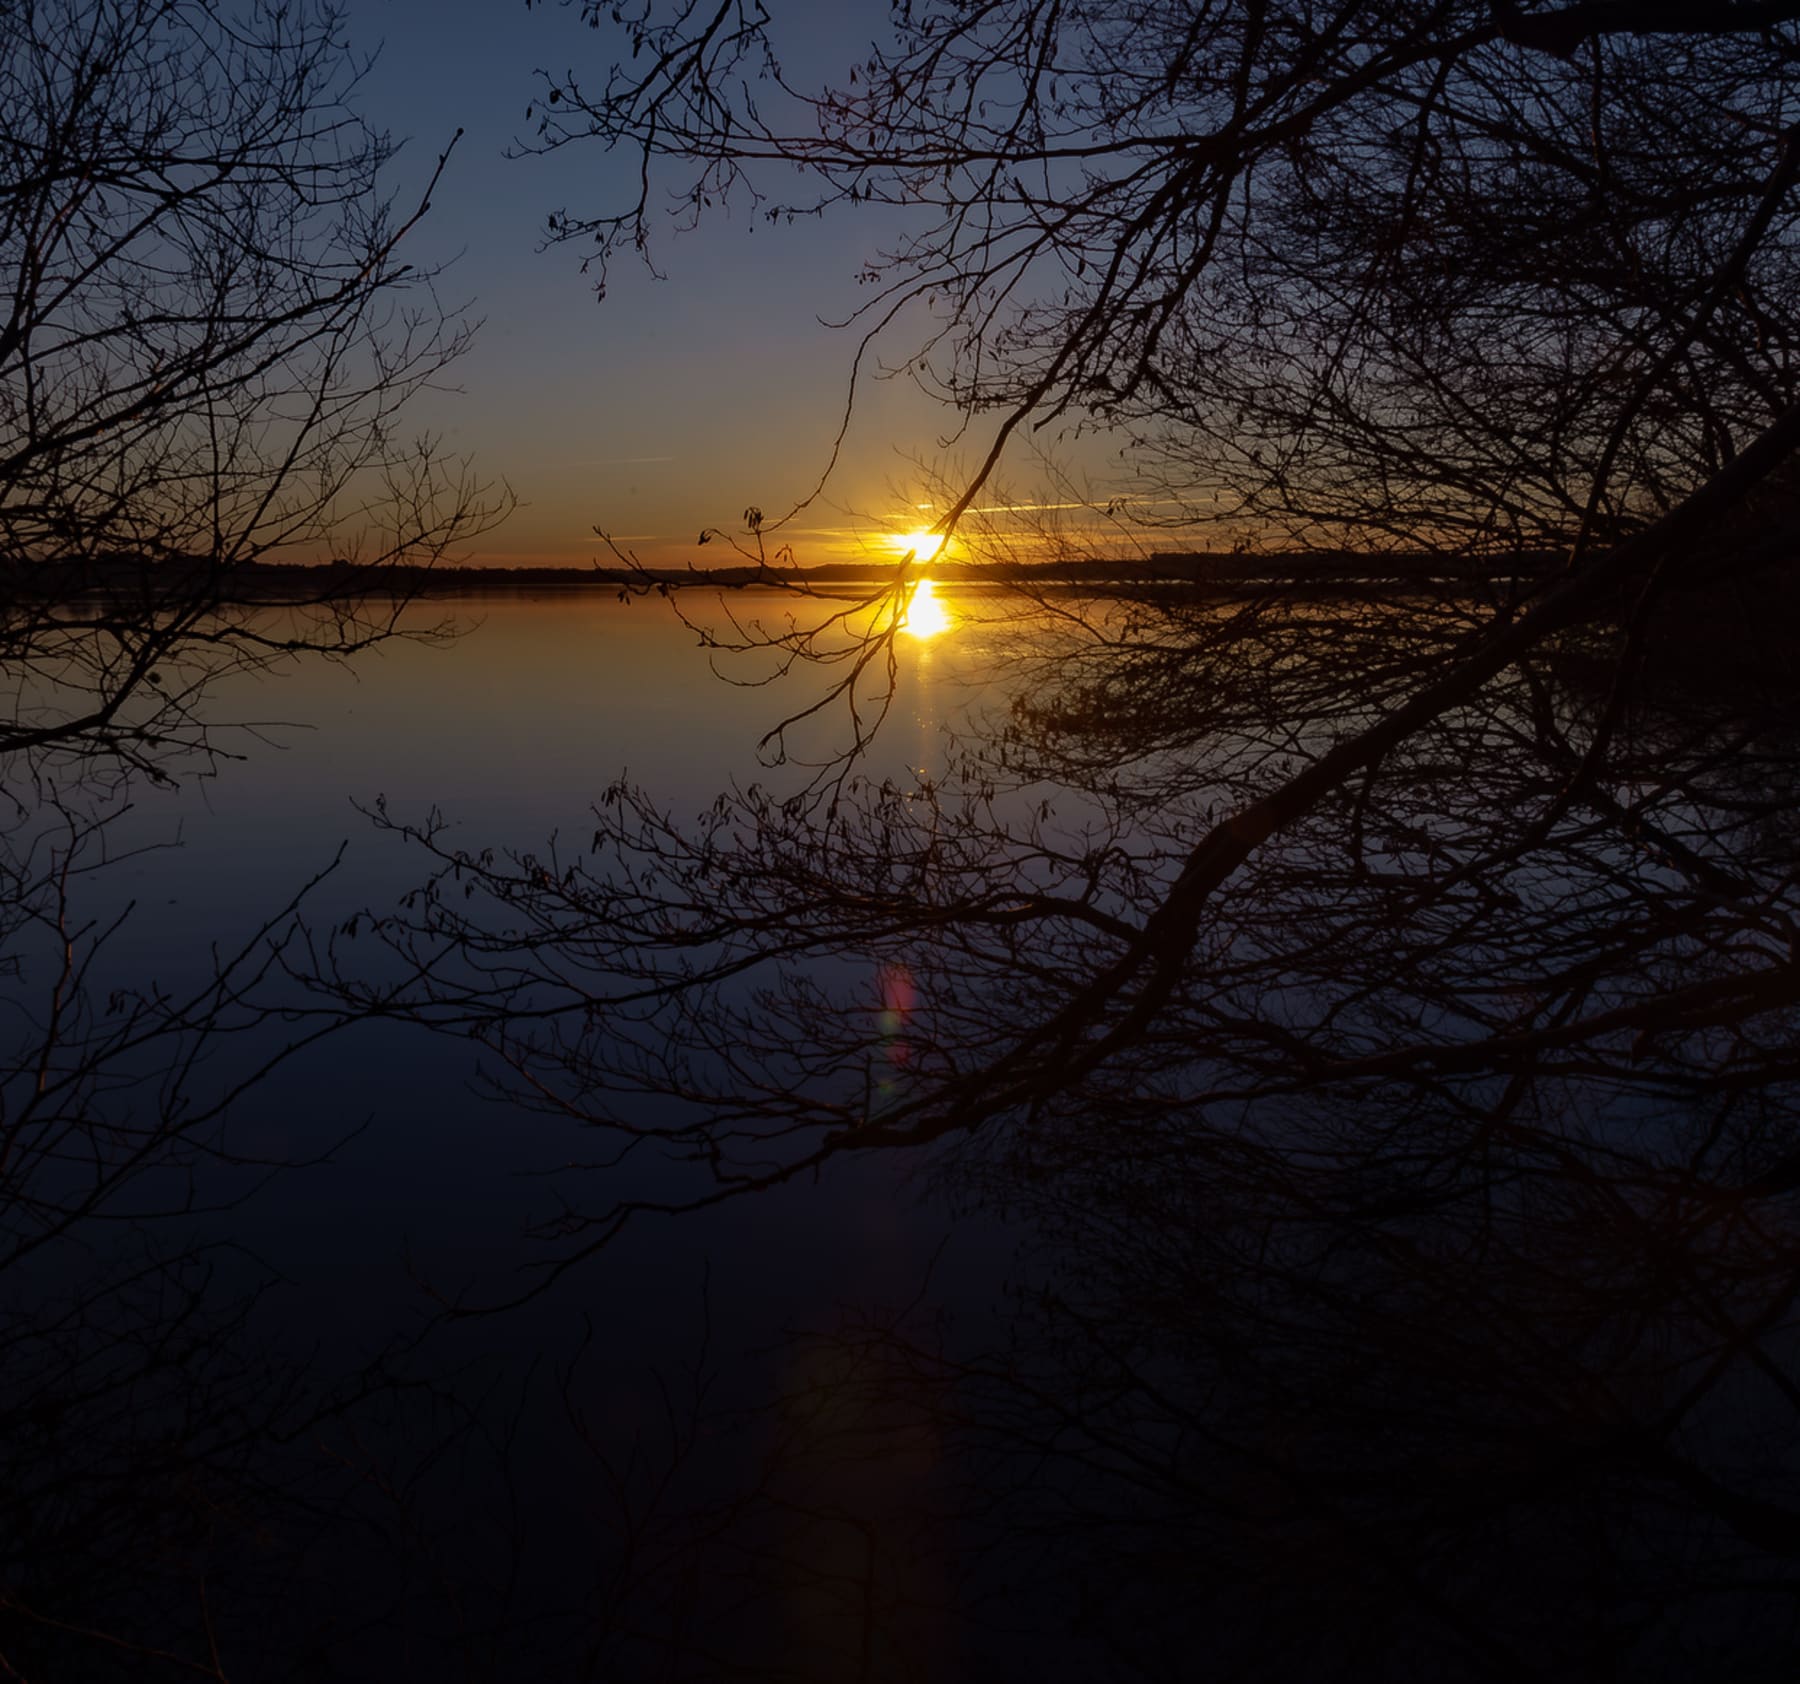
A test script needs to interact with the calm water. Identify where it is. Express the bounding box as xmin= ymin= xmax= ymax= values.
xmin=6 ymin=585 xmax=1800 ymax=1681
xmin=4 ymin=589 xmax=1037 ymax=1677
xmin=64 ymin=588 xmax=1016 ymax=1320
